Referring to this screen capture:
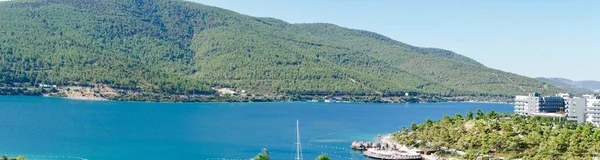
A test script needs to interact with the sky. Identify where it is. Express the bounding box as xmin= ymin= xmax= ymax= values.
xmin=190 ymin=0 xmax=599 ymax=81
